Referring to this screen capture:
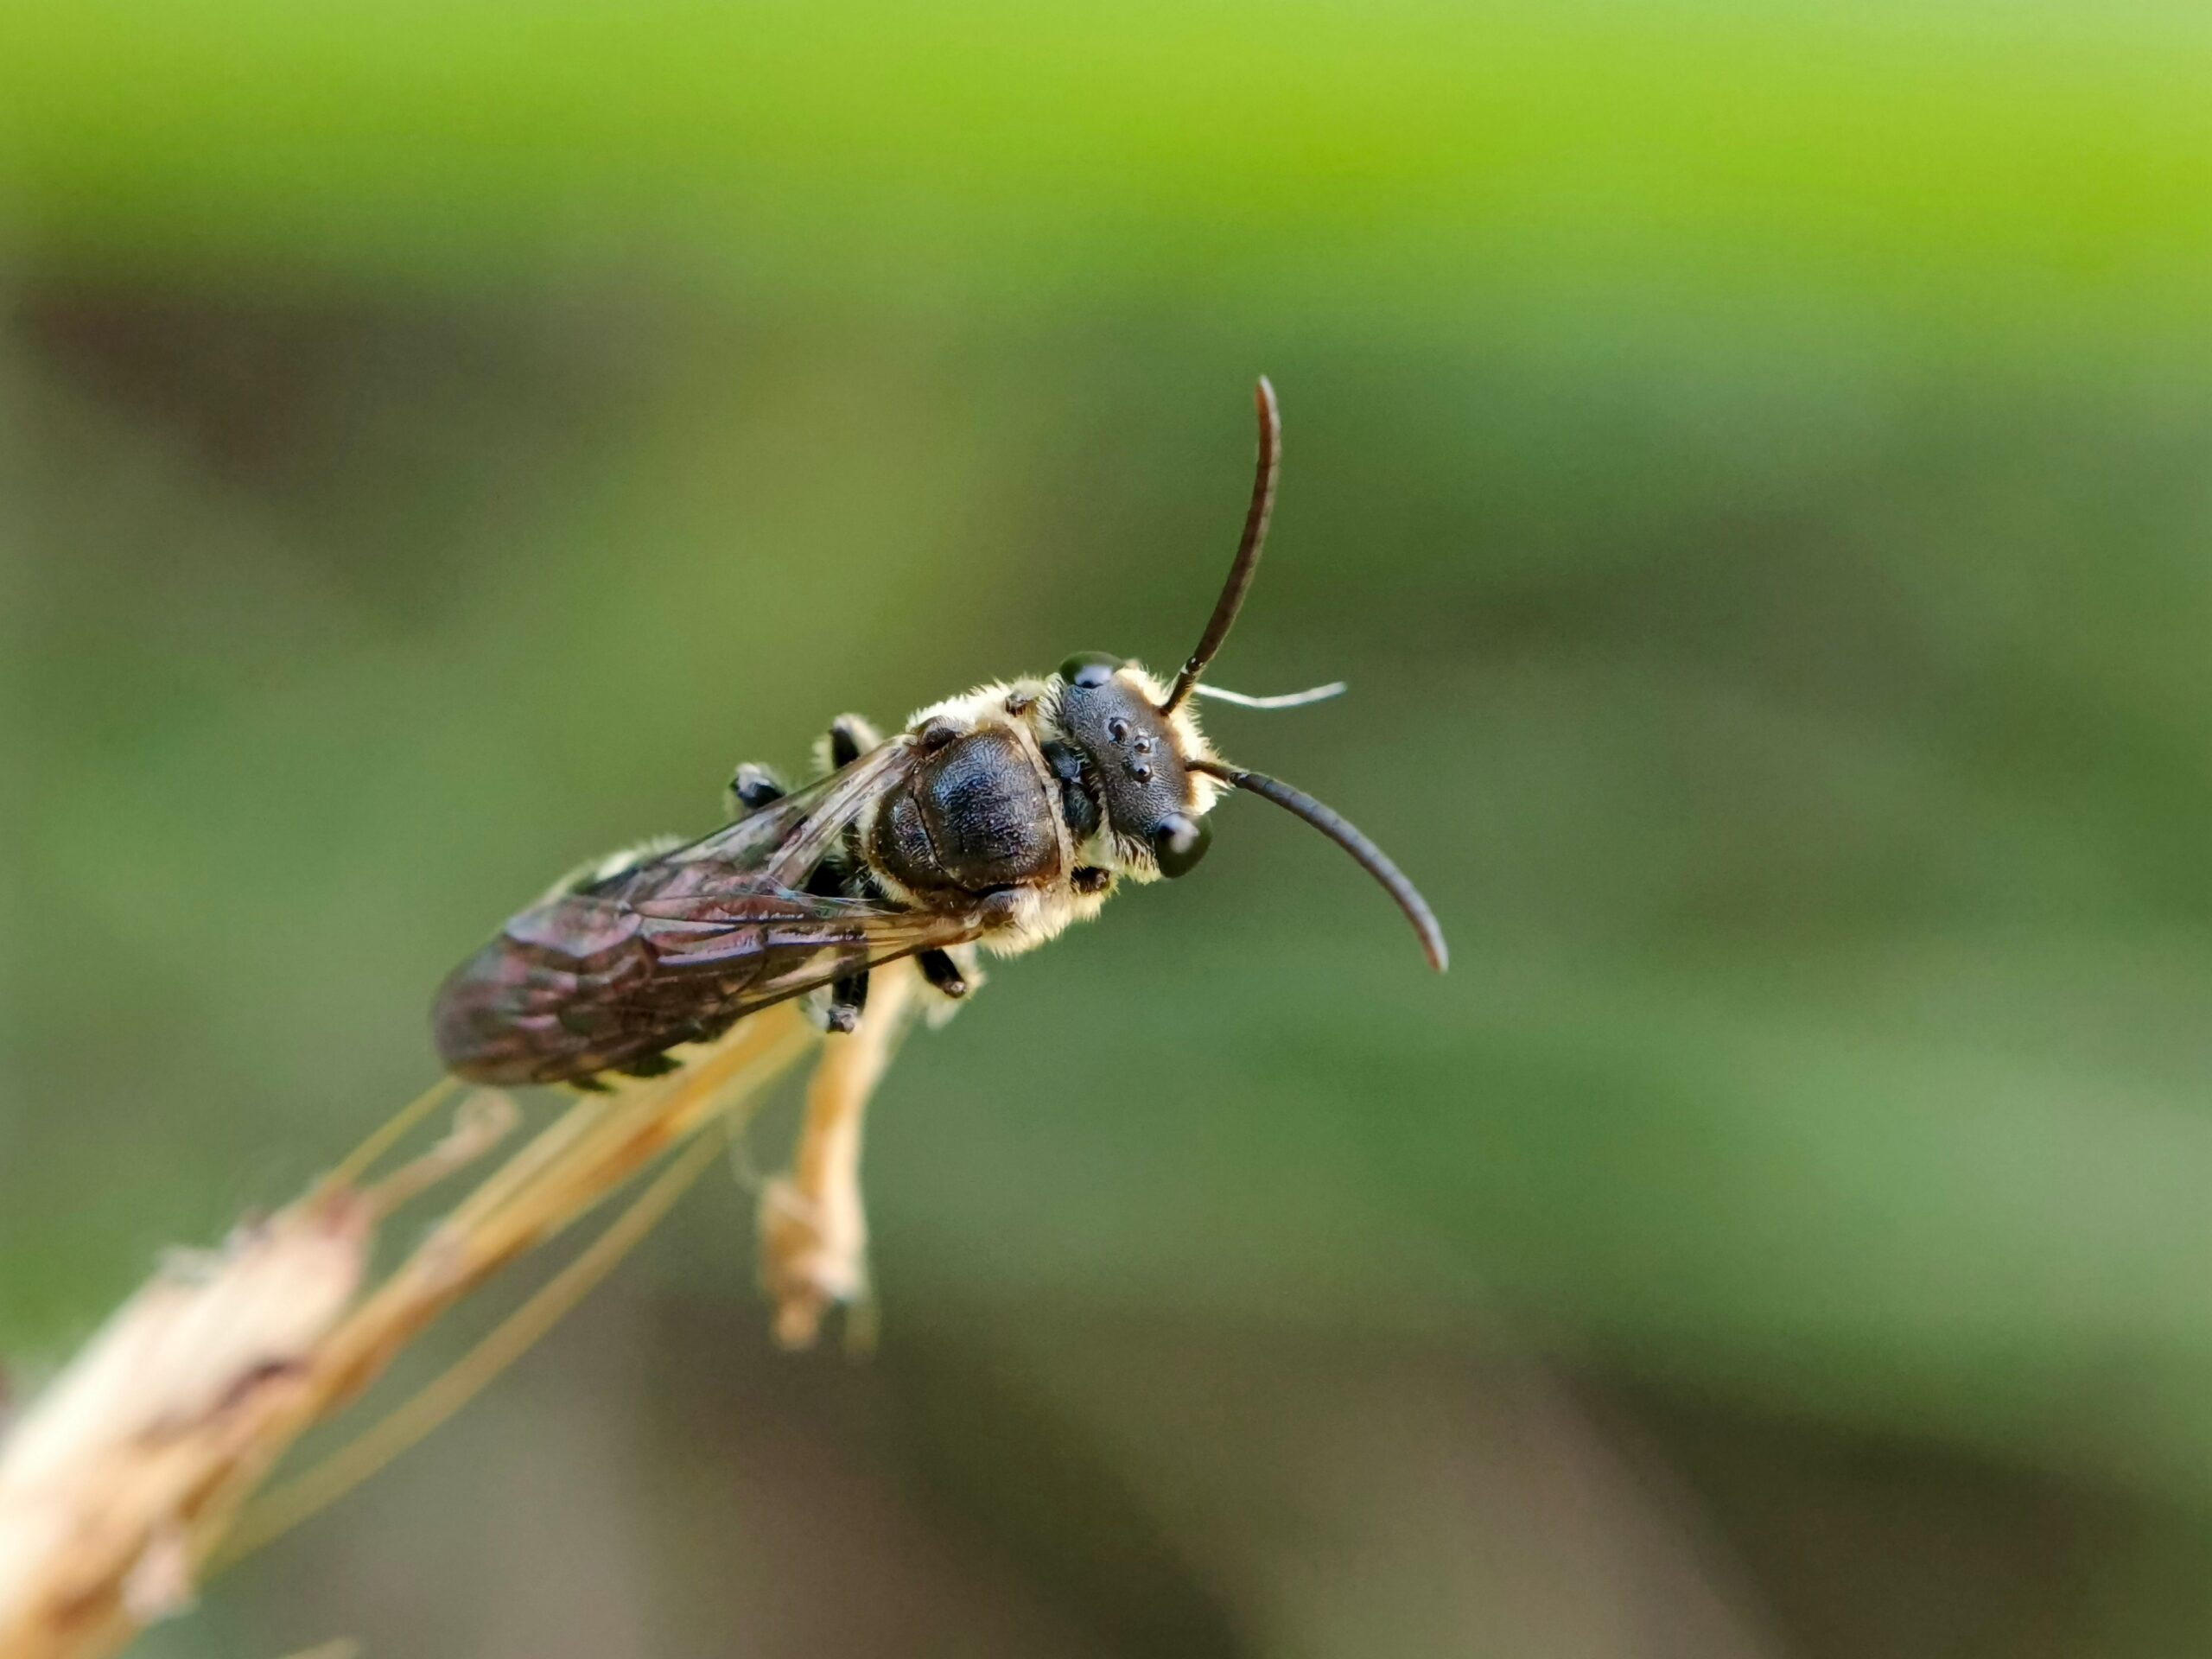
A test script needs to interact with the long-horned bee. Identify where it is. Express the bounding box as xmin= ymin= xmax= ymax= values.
xmin=433 ymin=378 xmax=1446 ymax=1091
